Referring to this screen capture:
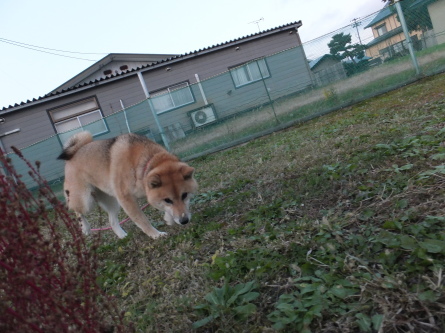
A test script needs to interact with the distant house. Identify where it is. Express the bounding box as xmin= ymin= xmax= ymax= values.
xmin=309 ymin=54 xmax=347 ymax=86
xmin=423 ymin=0 xmax=445 ymax=46
xmin=364 ymin=3 xmax=424 ymax=60
xmin=0 ymin=21 xmax=314 ymax=154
